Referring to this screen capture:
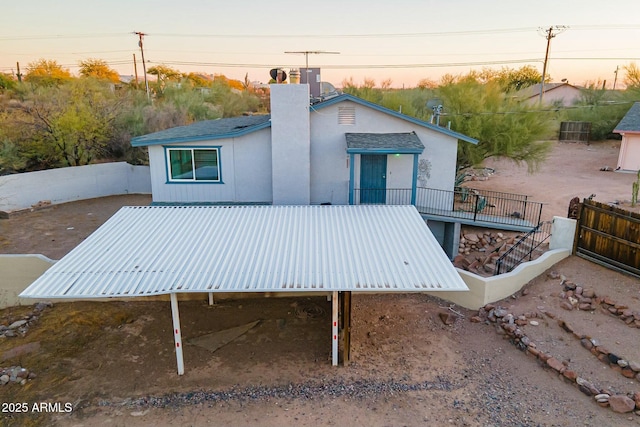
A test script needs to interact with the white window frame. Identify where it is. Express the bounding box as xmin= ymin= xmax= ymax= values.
xmin=165 ymin=147 xmax=222 ymax=183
